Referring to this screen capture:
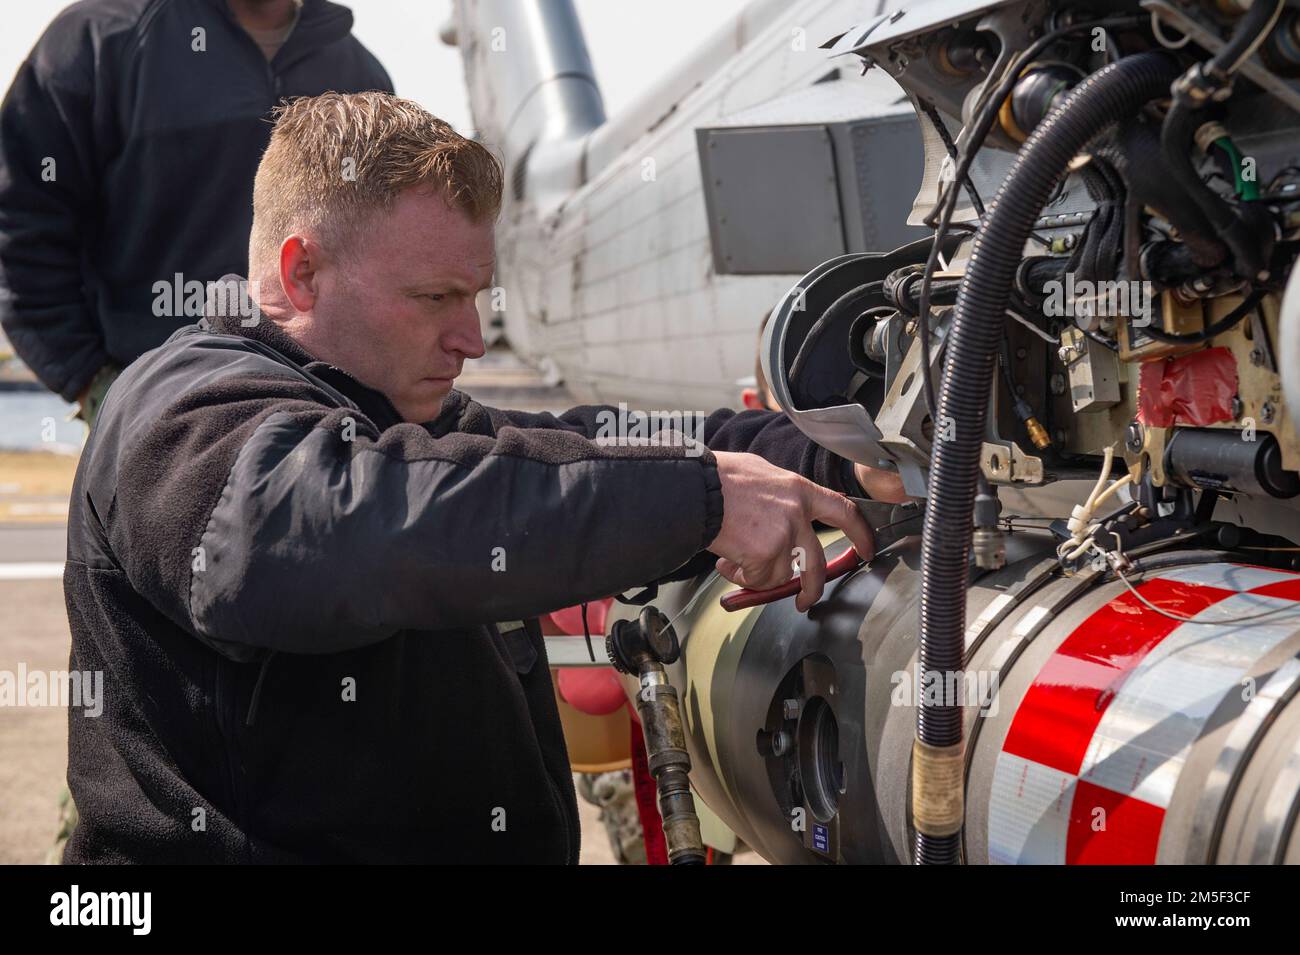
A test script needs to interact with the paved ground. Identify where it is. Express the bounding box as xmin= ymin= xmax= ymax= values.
xmin=0 ymin=574 xmax=70 ymax=863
